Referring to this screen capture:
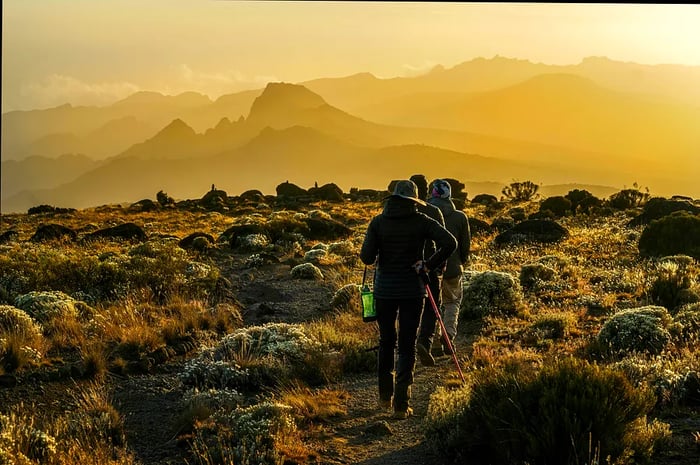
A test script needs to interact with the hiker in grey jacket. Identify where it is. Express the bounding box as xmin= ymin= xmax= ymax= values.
xmin=360 ymin=179 xmax=456 ymax=419
xmin=410 ymin=174 xmax=447 ymax=367
xmin=419 ymin=179 xmax=471 ymax=355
